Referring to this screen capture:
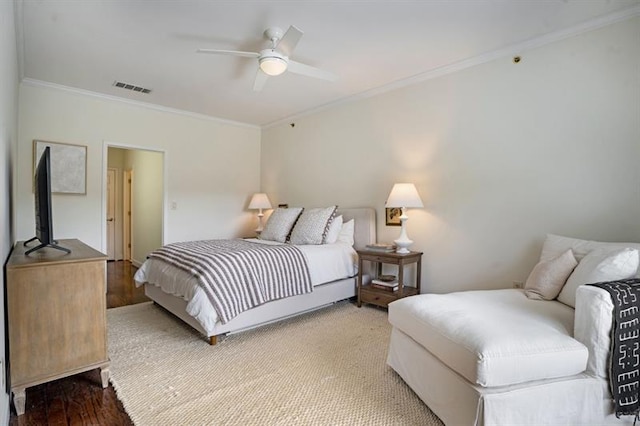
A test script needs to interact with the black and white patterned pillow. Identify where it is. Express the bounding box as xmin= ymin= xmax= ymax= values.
xmin=260 ymin=207 xmax=304 ymax=243
xmin=289 ymin=206 xmax=338 ymax=245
